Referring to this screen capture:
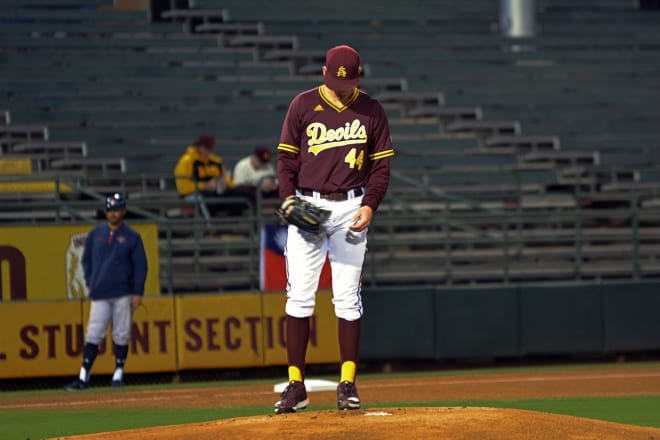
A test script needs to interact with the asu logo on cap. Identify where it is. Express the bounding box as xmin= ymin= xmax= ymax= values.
xmin=324 ymin=45 xmax=361 ymax=92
